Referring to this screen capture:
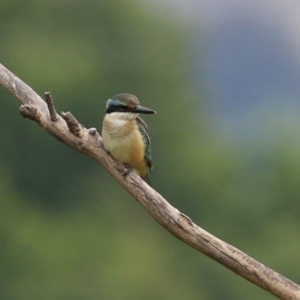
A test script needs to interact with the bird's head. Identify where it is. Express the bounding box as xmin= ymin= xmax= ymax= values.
xmin=106 ymin=94 xmax=156 ymax=117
